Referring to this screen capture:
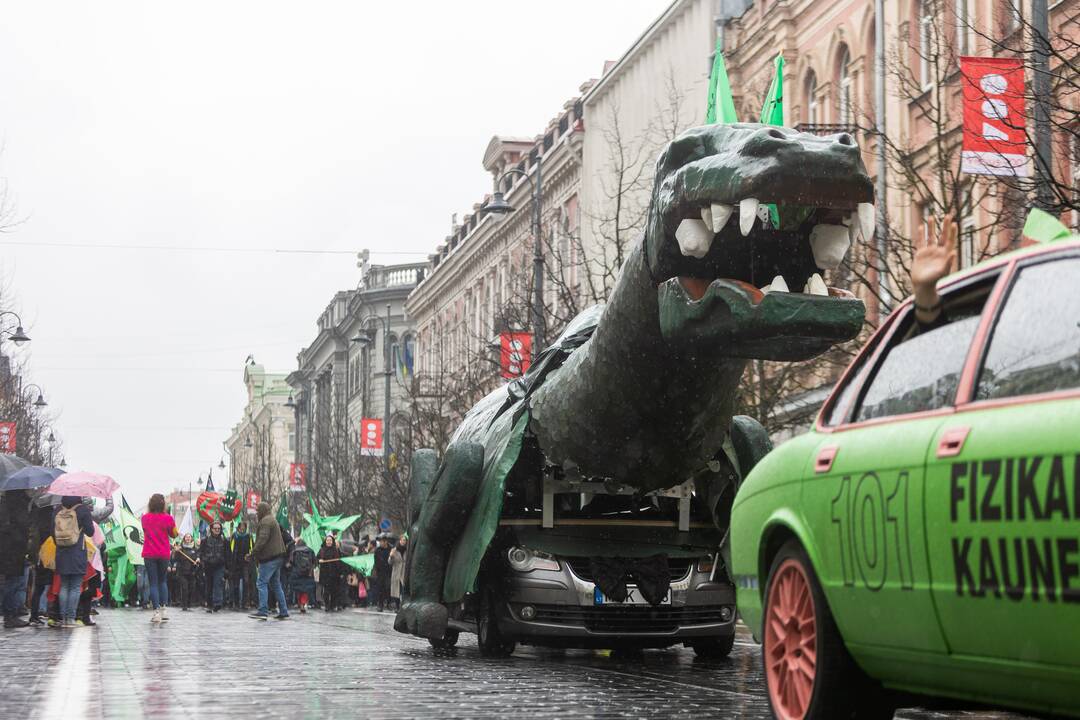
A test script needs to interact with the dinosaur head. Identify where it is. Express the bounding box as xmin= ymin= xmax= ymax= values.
xmin=647 ymin=123 xmax=871 ymax=361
